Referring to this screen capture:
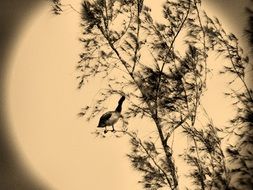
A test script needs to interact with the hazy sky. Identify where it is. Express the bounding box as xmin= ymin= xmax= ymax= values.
xmin=1 ymin=0 xmax=252 ymax=189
